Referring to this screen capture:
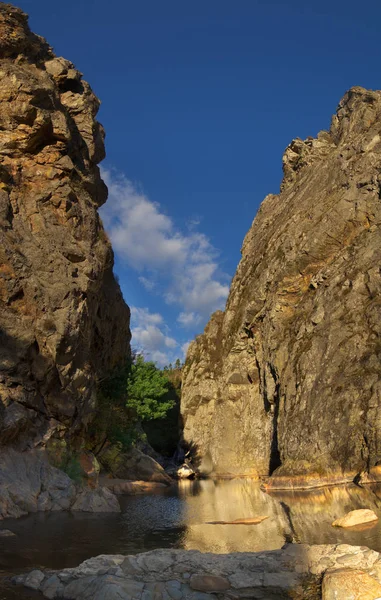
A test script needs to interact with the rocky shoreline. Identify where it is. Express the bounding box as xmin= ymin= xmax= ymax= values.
xmin=12 ymin=544 xmax=381 ymax=600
